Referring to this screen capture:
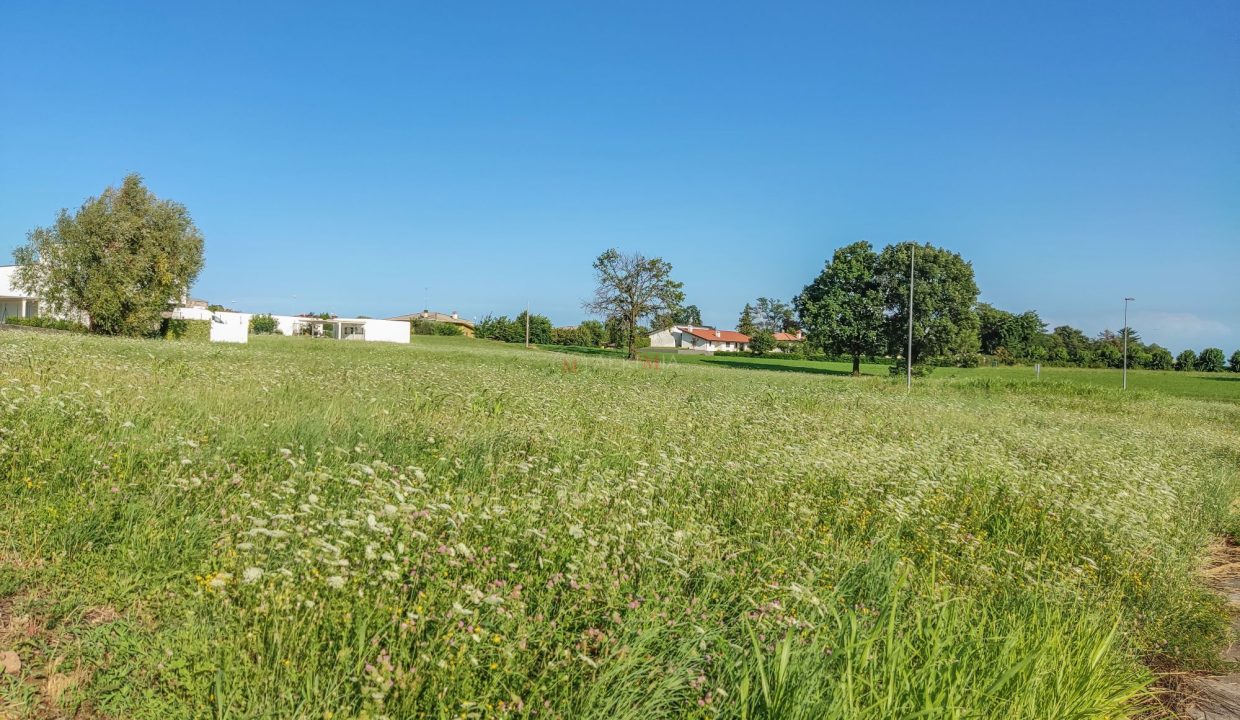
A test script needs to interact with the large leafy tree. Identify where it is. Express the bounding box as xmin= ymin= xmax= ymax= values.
xmin=1198 ymin=347 xmax=1226 ymax=373
xmin=1051 ymin=325 xmax=1094 ymax=365
xmin=795 ymin=241 xmax=885 ymax=375
xmin=1147 ymin=345 xmax=1174 ymax=371
xmin=15 ymin=174 xmax=204 ymax=336
xmin=977 ymin=304 xmax=1047 ymax=359
xmin=1175 ymin=349 xmax=1197 ymax=372
xmin=585 ymin=249 xmax=684 ymax=360
xmin=875 ymin=242 xmax=980 ymax=365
